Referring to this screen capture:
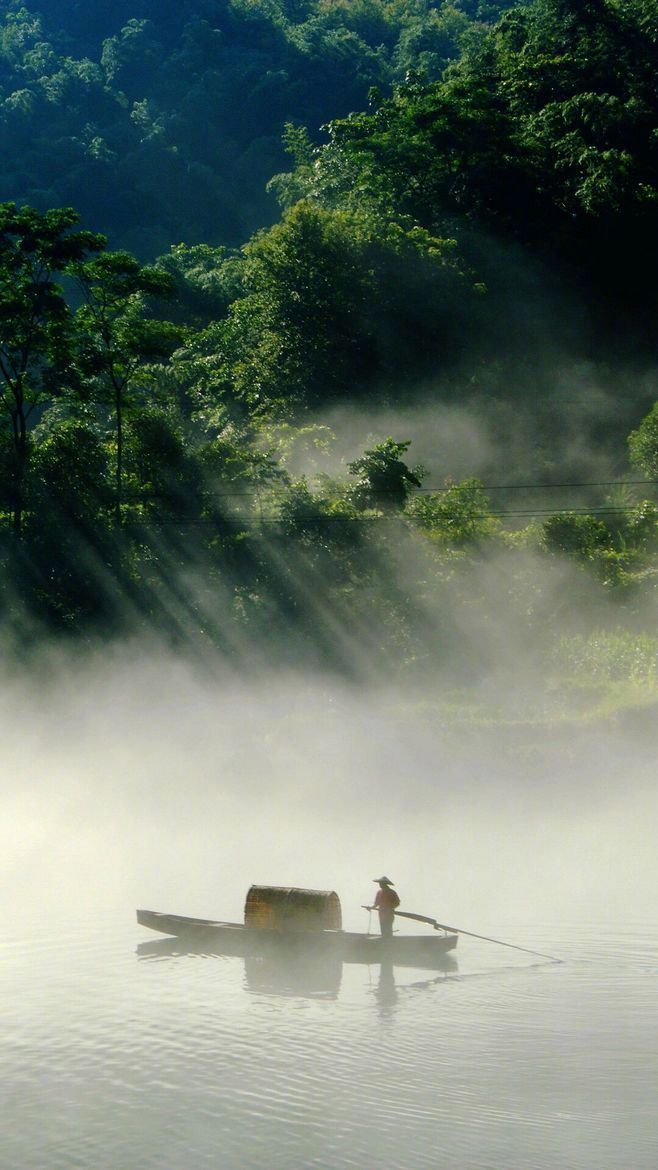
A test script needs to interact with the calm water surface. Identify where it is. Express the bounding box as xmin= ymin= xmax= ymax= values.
xmin=3 ymin=670 xmax=657 ymax=1168
xmin=3 ymin=917 xmax=656 ymax=1170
